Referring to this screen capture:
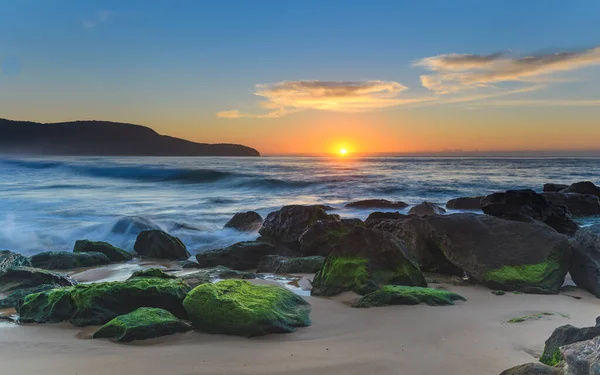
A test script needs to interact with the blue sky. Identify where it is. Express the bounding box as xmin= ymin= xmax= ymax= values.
xmin=1 ymin=0 xmax=600 ymax=154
